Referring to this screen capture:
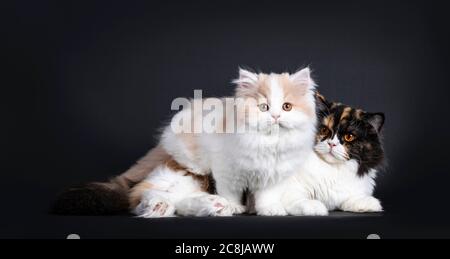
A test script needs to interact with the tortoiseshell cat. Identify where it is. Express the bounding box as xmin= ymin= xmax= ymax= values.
xmin=280 ymin=94 xmax=385 ymax=215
